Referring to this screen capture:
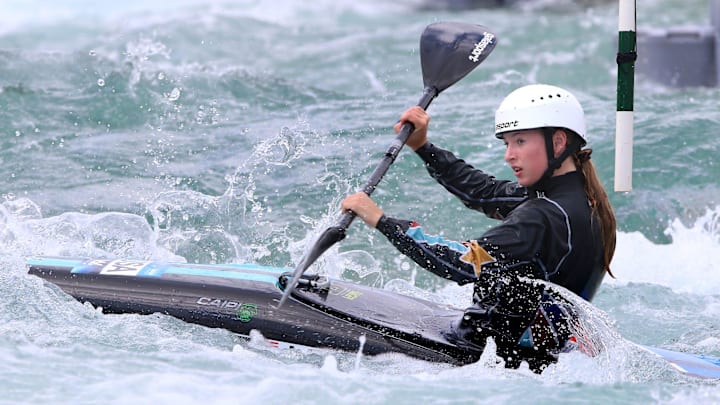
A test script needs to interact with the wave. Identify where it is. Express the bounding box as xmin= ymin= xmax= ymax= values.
xmin=609 ymin=206 xmax=720 ymax=295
